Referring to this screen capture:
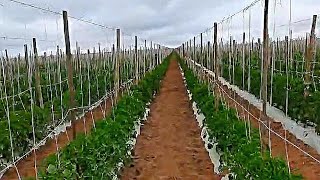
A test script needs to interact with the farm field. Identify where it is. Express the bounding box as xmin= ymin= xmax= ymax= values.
xmin=1 ymin=0 xmax=320 ymax=179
